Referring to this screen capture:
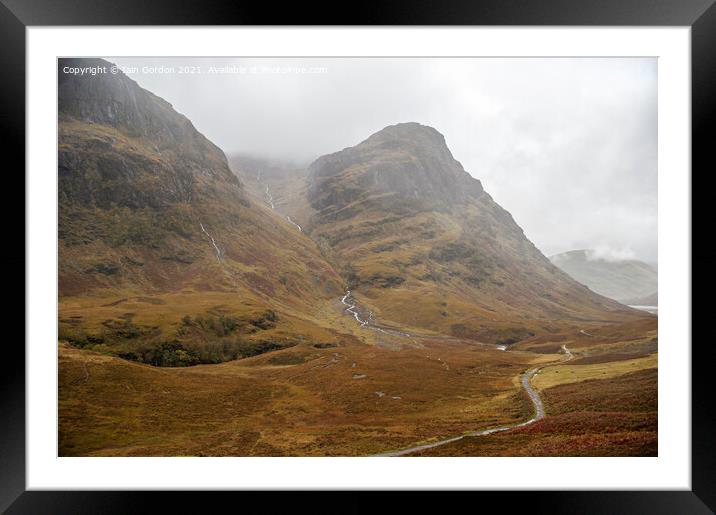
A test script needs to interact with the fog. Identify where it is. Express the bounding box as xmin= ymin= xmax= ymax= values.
xmin=109 ymin=57 xmax=657 ymax=262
